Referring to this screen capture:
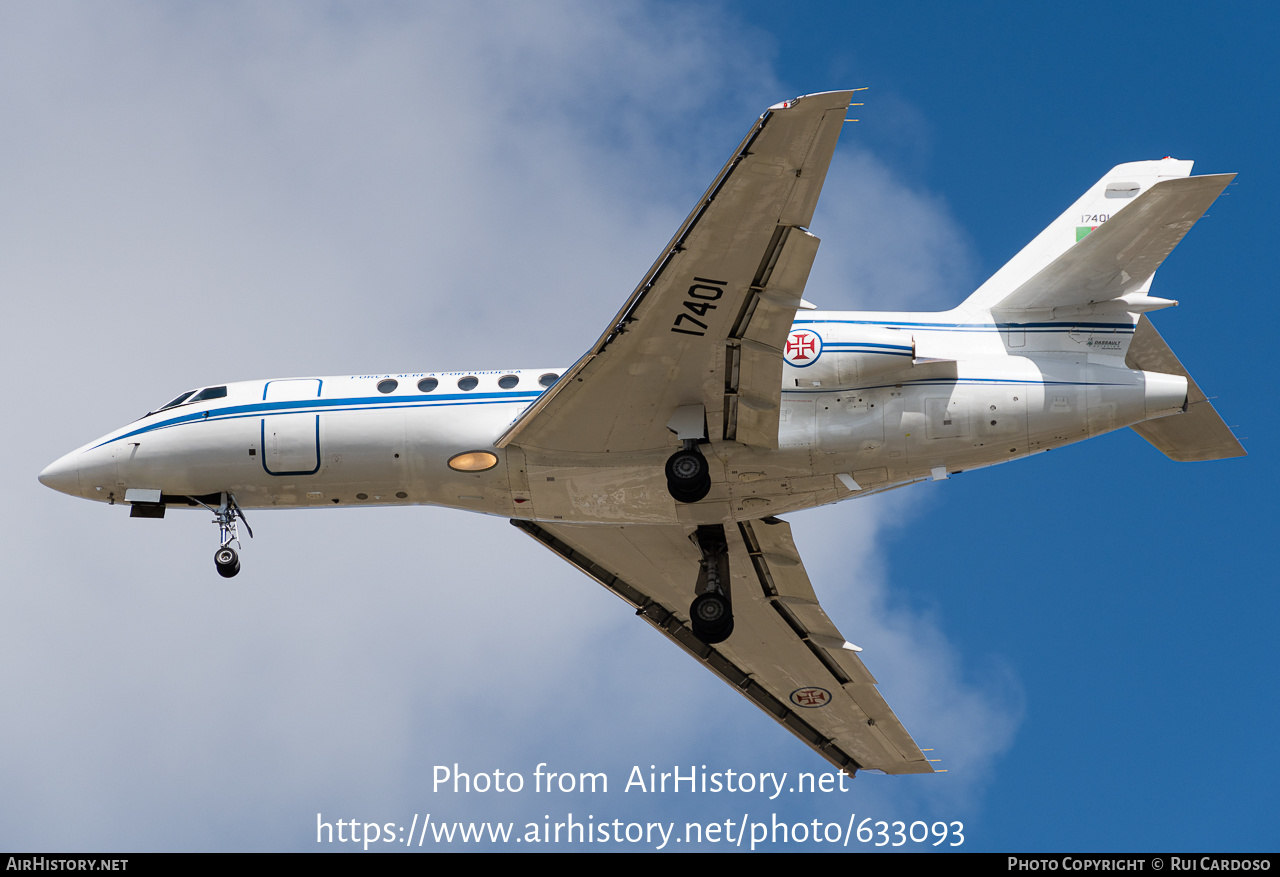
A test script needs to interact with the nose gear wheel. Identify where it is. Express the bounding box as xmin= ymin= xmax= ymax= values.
xmin=214 ymin=546 xmax=240 ymax=578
